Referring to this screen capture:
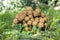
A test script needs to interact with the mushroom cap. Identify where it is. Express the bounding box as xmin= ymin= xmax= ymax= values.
xmin=44 ymin=23 xmax=48 ymax=27
xmin=26 ymin=6 xmax=33 ymax=11
xmin=30 ymin=18 xmax=34 ymax=22
xmin=27 ymin=20 xmax=32 ymax=25
xmin=12 ymin=18 xmax=18 ymax=27
xmin=39 ymin=17 xmax=45 ymax=23
xmin=27 ymin=10 xmax=33 ymax=15
xmin=24 ymin=16 xmax=30 ymax=22
xmin=17 ymin=16 xmax=24 ymax=22
xmin=33 ymin=11 xmax=40 ymax=17
xmin=41 ymin=13 xmax=45 ymax=18
xmin=16 ymin=11 xmax=27 ymax=22
xmin=24 ymin=23 xmax=28 ymax=27
xmin=28 ymin=15 xmax=33 ymax=18
xmin=25 ymin=27 xmax=29 ymax=31
xmin=43 ymin=17 xmax=47 ymax=22
xmin=35 ymin=8 xmax=41 ymax=13
xmin=38 ymin=22 xmax=44 ymax=28
xmin=22 ymin=10 xmax=27 ymax=15
xmin=13 ymin=18 xmax=18 ymax=24
xmin=35 ymin=17 xmax=39 ymax=22
xmin=32 ymin=20 xmax=38 ymax=26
